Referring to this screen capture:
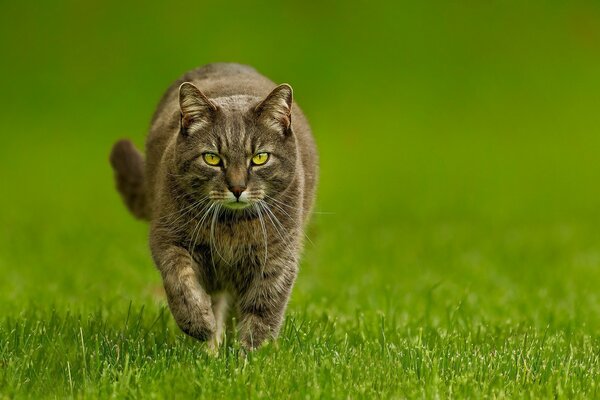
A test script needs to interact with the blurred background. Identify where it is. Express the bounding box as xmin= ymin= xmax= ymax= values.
xmin=1 ymin=0 xmax=600 ymax=330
